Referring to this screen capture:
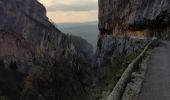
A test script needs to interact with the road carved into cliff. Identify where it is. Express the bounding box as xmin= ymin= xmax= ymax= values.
xmin=138 ymin=41 xmax=170 ymax=100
